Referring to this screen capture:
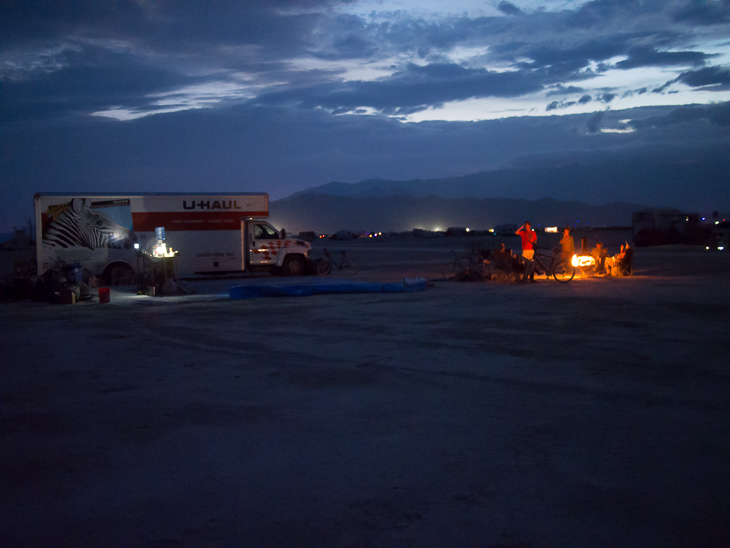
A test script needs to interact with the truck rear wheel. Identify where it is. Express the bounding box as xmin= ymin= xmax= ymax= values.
xmin=282 ymin=255 xmax=306 ymax=276
xmin=105 ymin=263 xmax=133 ymax=285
